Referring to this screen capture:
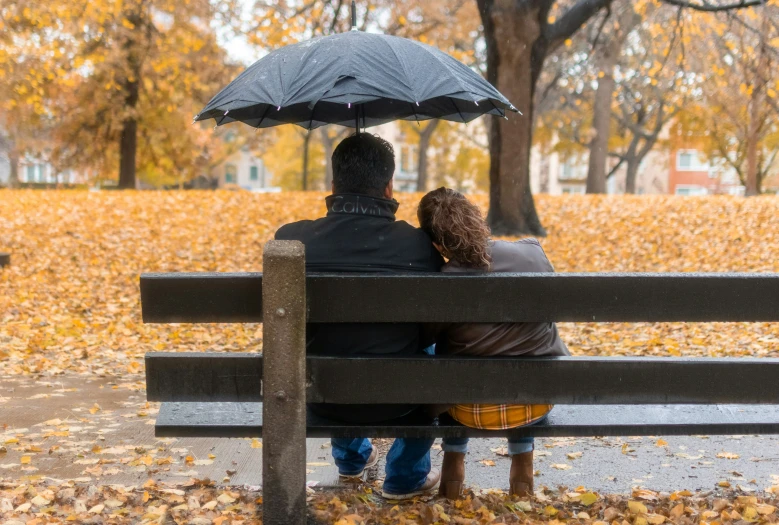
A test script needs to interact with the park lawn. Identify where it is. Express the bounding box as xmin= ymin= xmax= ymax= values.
xmin=1 ymin=190 xmax=779 ymax=377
